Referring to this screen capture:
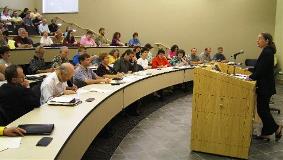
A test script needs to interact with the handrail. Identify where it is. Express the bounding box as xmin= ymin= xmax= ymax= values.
xmin=154 ymin=43 xmax=170 ymax=49
xmin=54 ymin=17 xmax=112 ymax=44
